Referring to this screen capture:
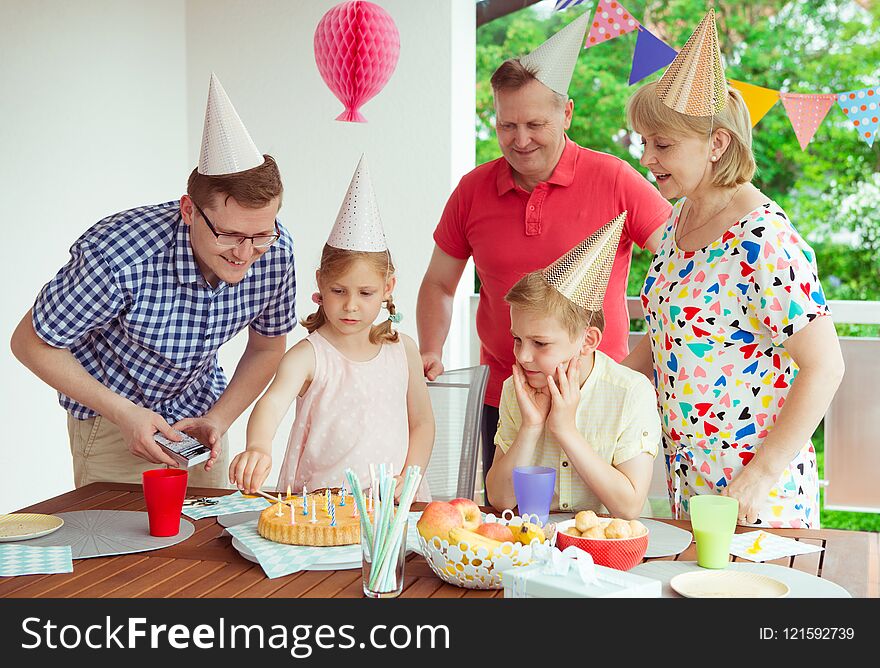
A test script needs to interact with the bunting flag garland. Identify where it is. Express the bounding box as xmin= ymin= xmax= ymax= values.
xmin=555 ymin=0 xmax=588 ymax=9
xmin=780 ymin=93 xmax=838 ymax=150
xmin=728 ymin=79 xmax=780 ymax=127
xmin=836 ymin=86 xmax=880 ymax=147
xmin=560 ymin=5 xmax=876 ymax=147
xmin=629 ymin=25 xmax=678 ymax=86
xmin=585 ymin=0 xmax=639 ymax=48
